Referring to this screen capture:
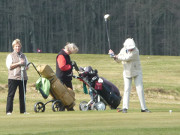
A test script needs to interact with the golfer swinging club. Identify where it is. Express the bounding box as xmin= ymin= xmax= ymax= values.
xmin=109 ymin=38 xmax=150 ymax=113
